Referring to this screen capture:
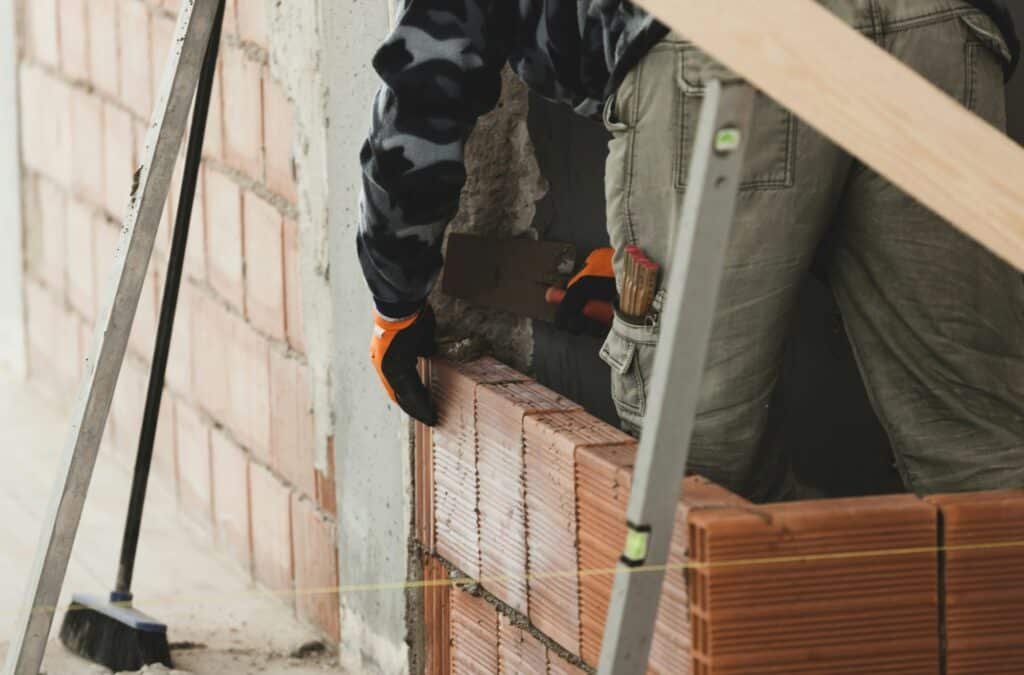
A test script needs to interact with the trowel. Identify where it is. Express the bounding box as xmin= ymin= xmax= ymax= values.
xmin=442 ymin=233 xmax=613 ymax=325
